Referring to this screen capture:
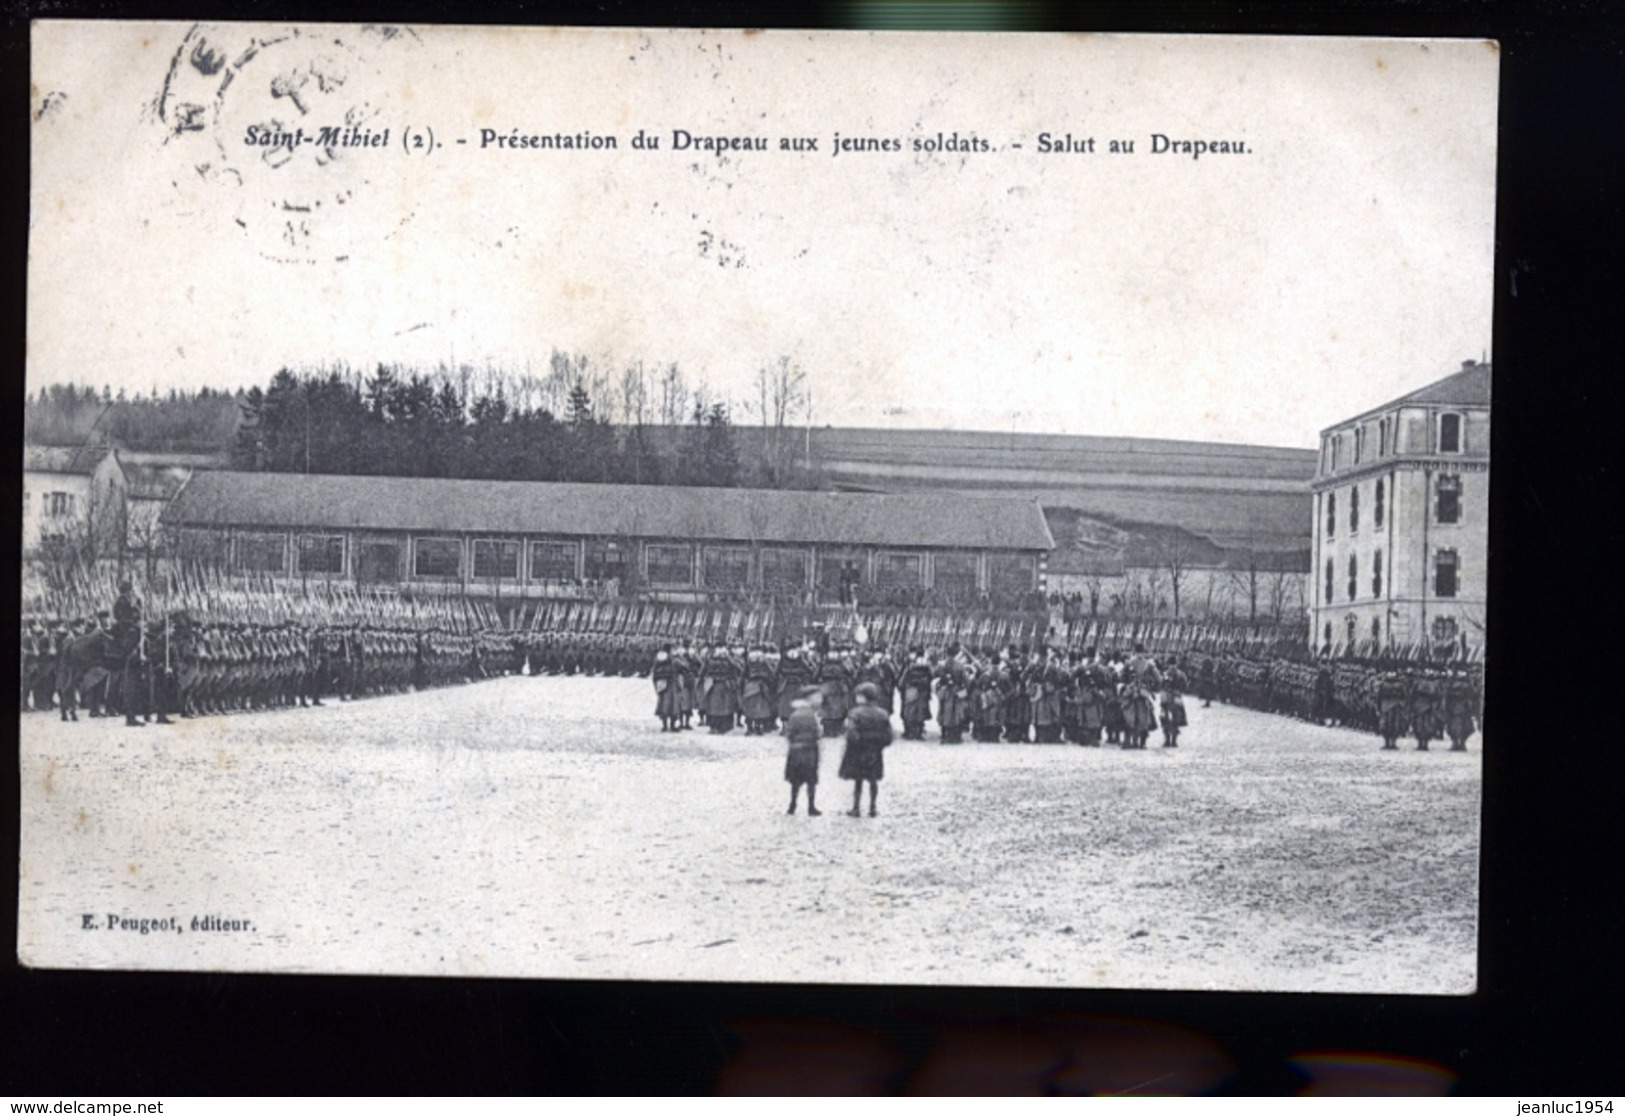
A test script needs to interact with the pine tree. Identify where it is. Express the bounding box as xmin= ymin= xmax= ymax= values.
xmin=699 ymin=402 xmax=740 ymax=487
